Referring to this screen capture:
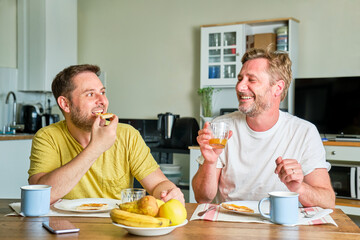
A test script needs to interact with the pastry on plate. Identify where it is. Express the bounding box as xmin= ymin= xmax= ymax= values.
xmin=76 ymin=203 xmax=109 ymax=210
xmin=221 ymin=203 xmax=254 ymax=213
